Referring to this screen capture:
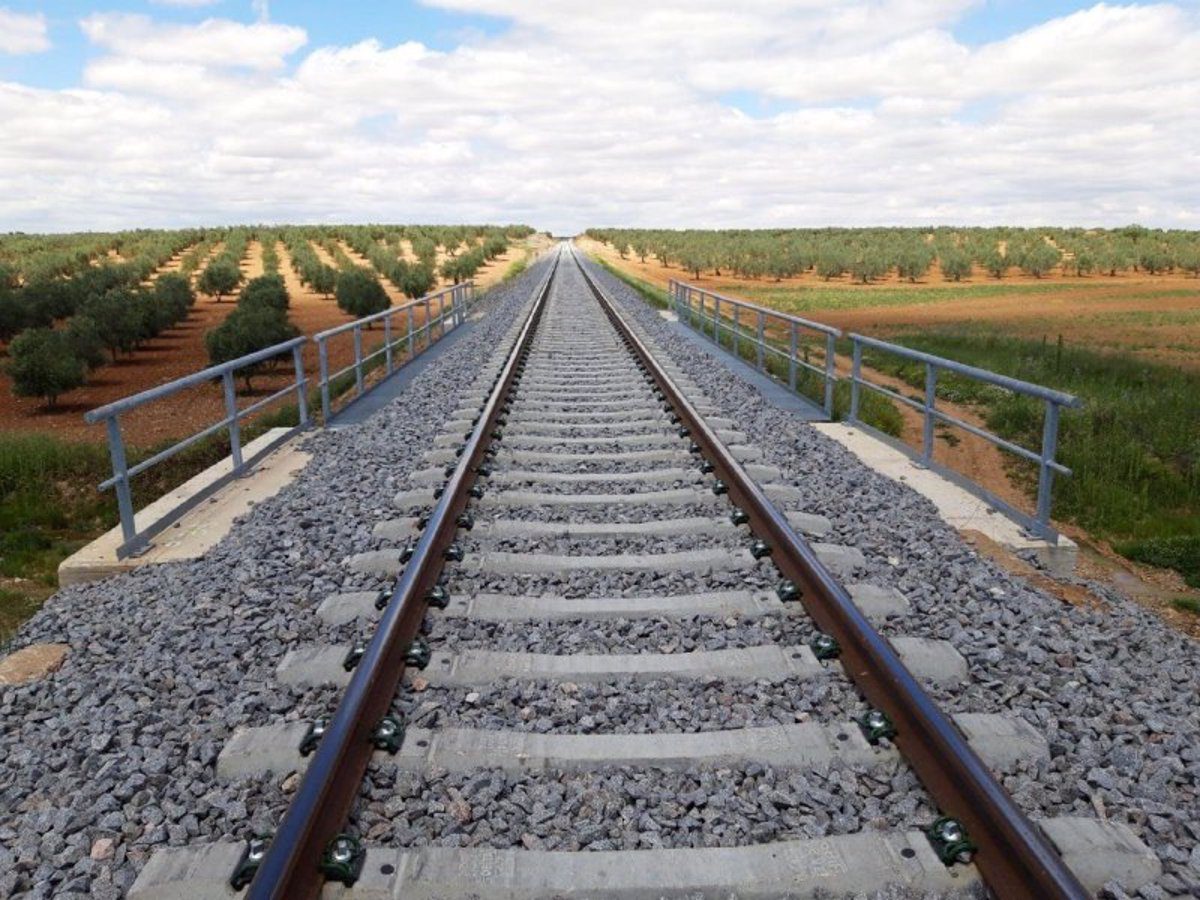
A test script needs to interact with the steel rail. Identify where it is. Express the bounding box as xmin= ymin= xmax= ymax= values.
xmin=245 ymin=252 xmax=560 ymax=899
xmin=571 ymin=246 xmax=1089 ymax=900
